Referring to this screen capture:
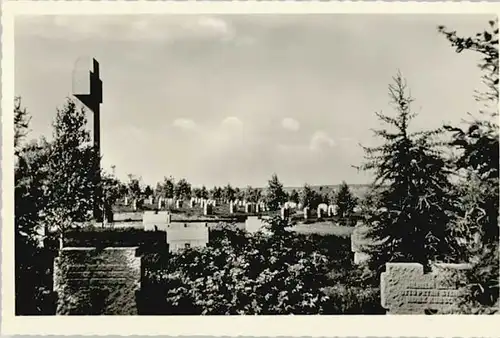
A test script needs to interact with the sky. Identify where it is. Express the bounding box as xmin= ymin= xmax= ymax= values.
xmin=15 ymin=14 xmax=493 ymax=188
